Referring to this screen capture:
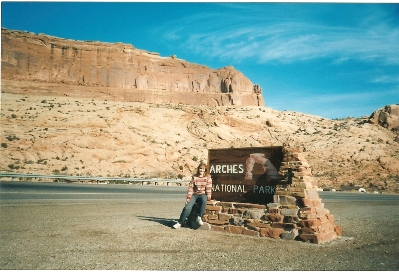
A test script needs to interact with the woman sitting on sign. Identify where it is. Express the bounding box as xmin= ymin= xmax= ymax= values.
xmin=173 ymin=162 xmax=212 ymax=229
